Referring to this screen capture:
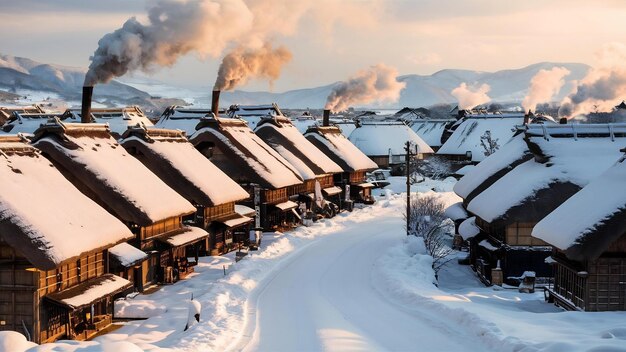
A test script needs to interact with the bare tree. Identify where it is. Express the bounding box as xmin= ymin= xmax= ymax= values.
xmin=404 ymin=194 xmax=454 ymax=276
xmin=480 ymin=130 xmax=499 ymax=157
